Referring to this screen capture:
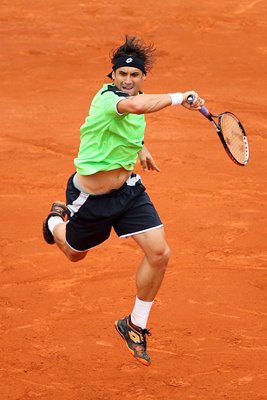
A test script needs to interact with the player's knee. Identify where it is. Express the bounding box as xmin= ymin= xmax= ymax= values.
xmin=66 ymin=251 xmax=87 ymax=263
xmin=148 ymin=245 xmax=170 ymax=270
